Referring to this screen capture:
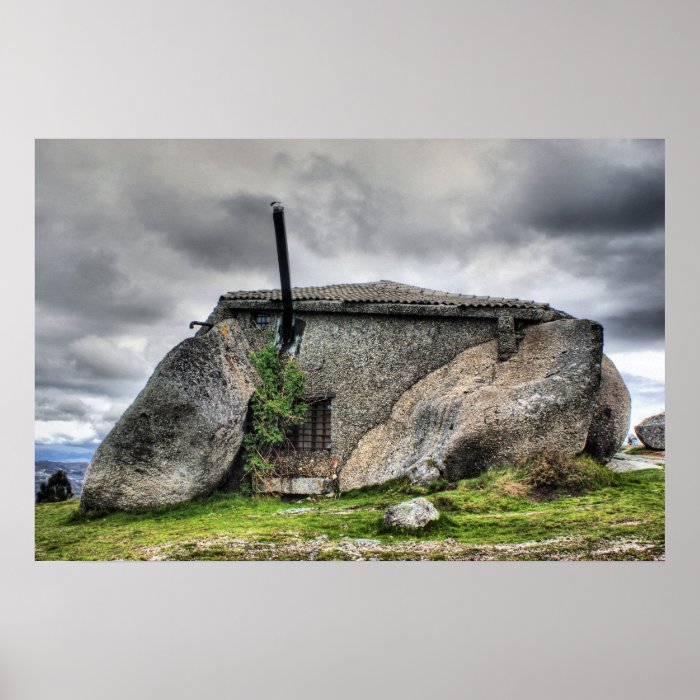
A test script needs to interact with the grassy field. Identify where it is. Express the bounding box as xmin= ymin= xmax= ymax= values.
xmin=35 ymin=460 xmax=665 ymax=561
